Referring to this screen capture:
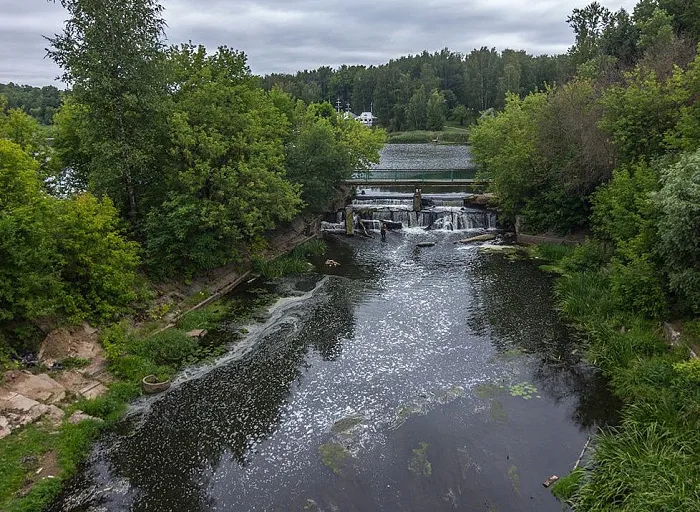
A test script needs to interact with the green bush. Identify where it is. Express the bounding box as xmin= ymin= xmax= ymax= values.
xmin=134 ymin=329 xmax=199 ymax=367
xmin=609 ymin=257 xmax=666 ymax=319
xmin=560 ymin=239 xmax=612 ymax=273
